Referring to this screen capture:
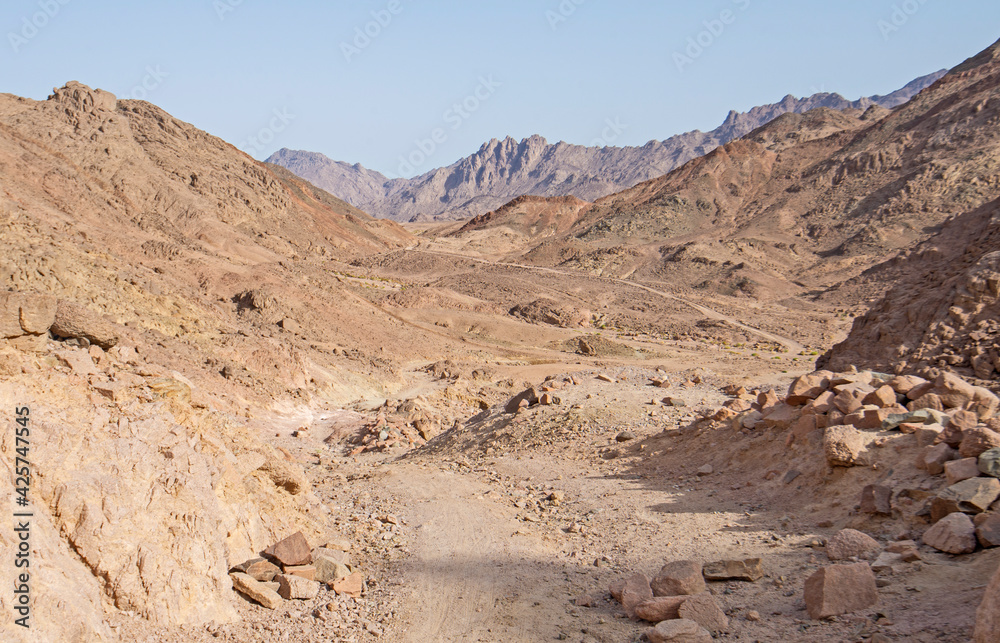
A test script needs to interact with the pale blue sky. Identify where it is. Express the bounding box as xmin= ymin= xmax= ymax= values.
xmin=3 ymin=1 xmax=999 ymax=177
